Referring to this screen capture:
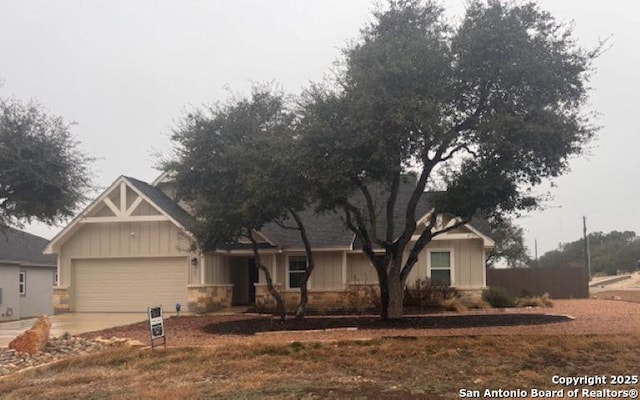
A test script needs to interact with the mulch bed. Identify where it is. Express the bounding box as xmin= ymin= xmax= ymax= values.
xmin=79 ymin=311 xmax=570 ymax=345
xmin=203 ymin=313 xmax=570 ymax=335
xmin=76 ymin=299 xmax=640 ymax=346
